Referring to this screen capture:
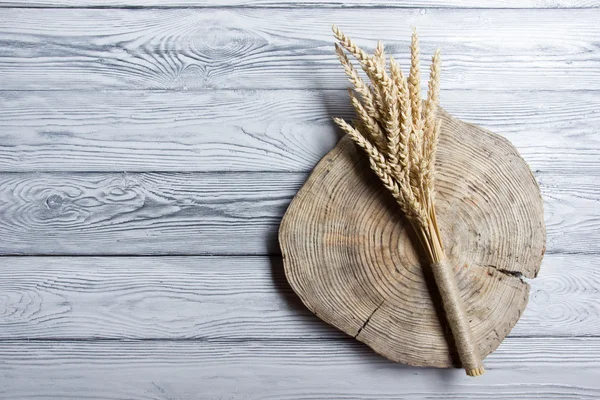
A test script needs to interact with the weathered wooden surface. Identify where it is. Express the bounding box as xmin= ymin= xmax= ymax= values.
xmin=0 ymin=171 xmax=594 ymax=255
xmin=0 ymin=90 xmax=597 ymax=172
xmin=1 ymin=339 xmax=599 ymax=400
xmin=1 ymin=9 xmax=599 ymax=91
xmin=0 ymin=0 xmax=598 ymax=398
xmin=0 ymin=254 xmax=596 ymax=339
